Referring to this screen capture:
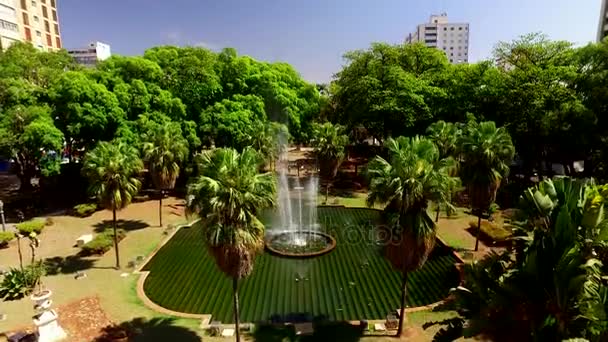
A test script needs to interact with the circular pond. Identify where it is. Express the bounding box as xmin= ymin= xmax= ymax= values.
xmin=265 ymin=230 xmax=336 ymax=257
